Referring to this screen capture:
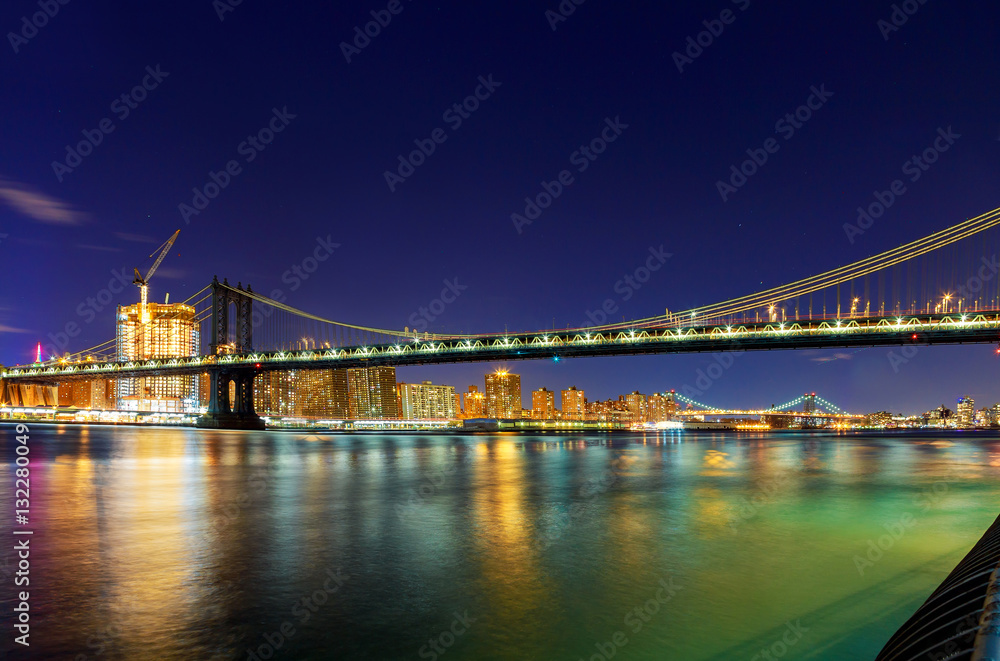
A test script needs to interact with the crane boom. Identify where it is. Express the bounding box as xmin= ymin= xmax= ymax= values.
xmin=131 ymin=229 xmax=180 ymax=326
xmin=143 ymin=229 xmax=180 ymax=283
